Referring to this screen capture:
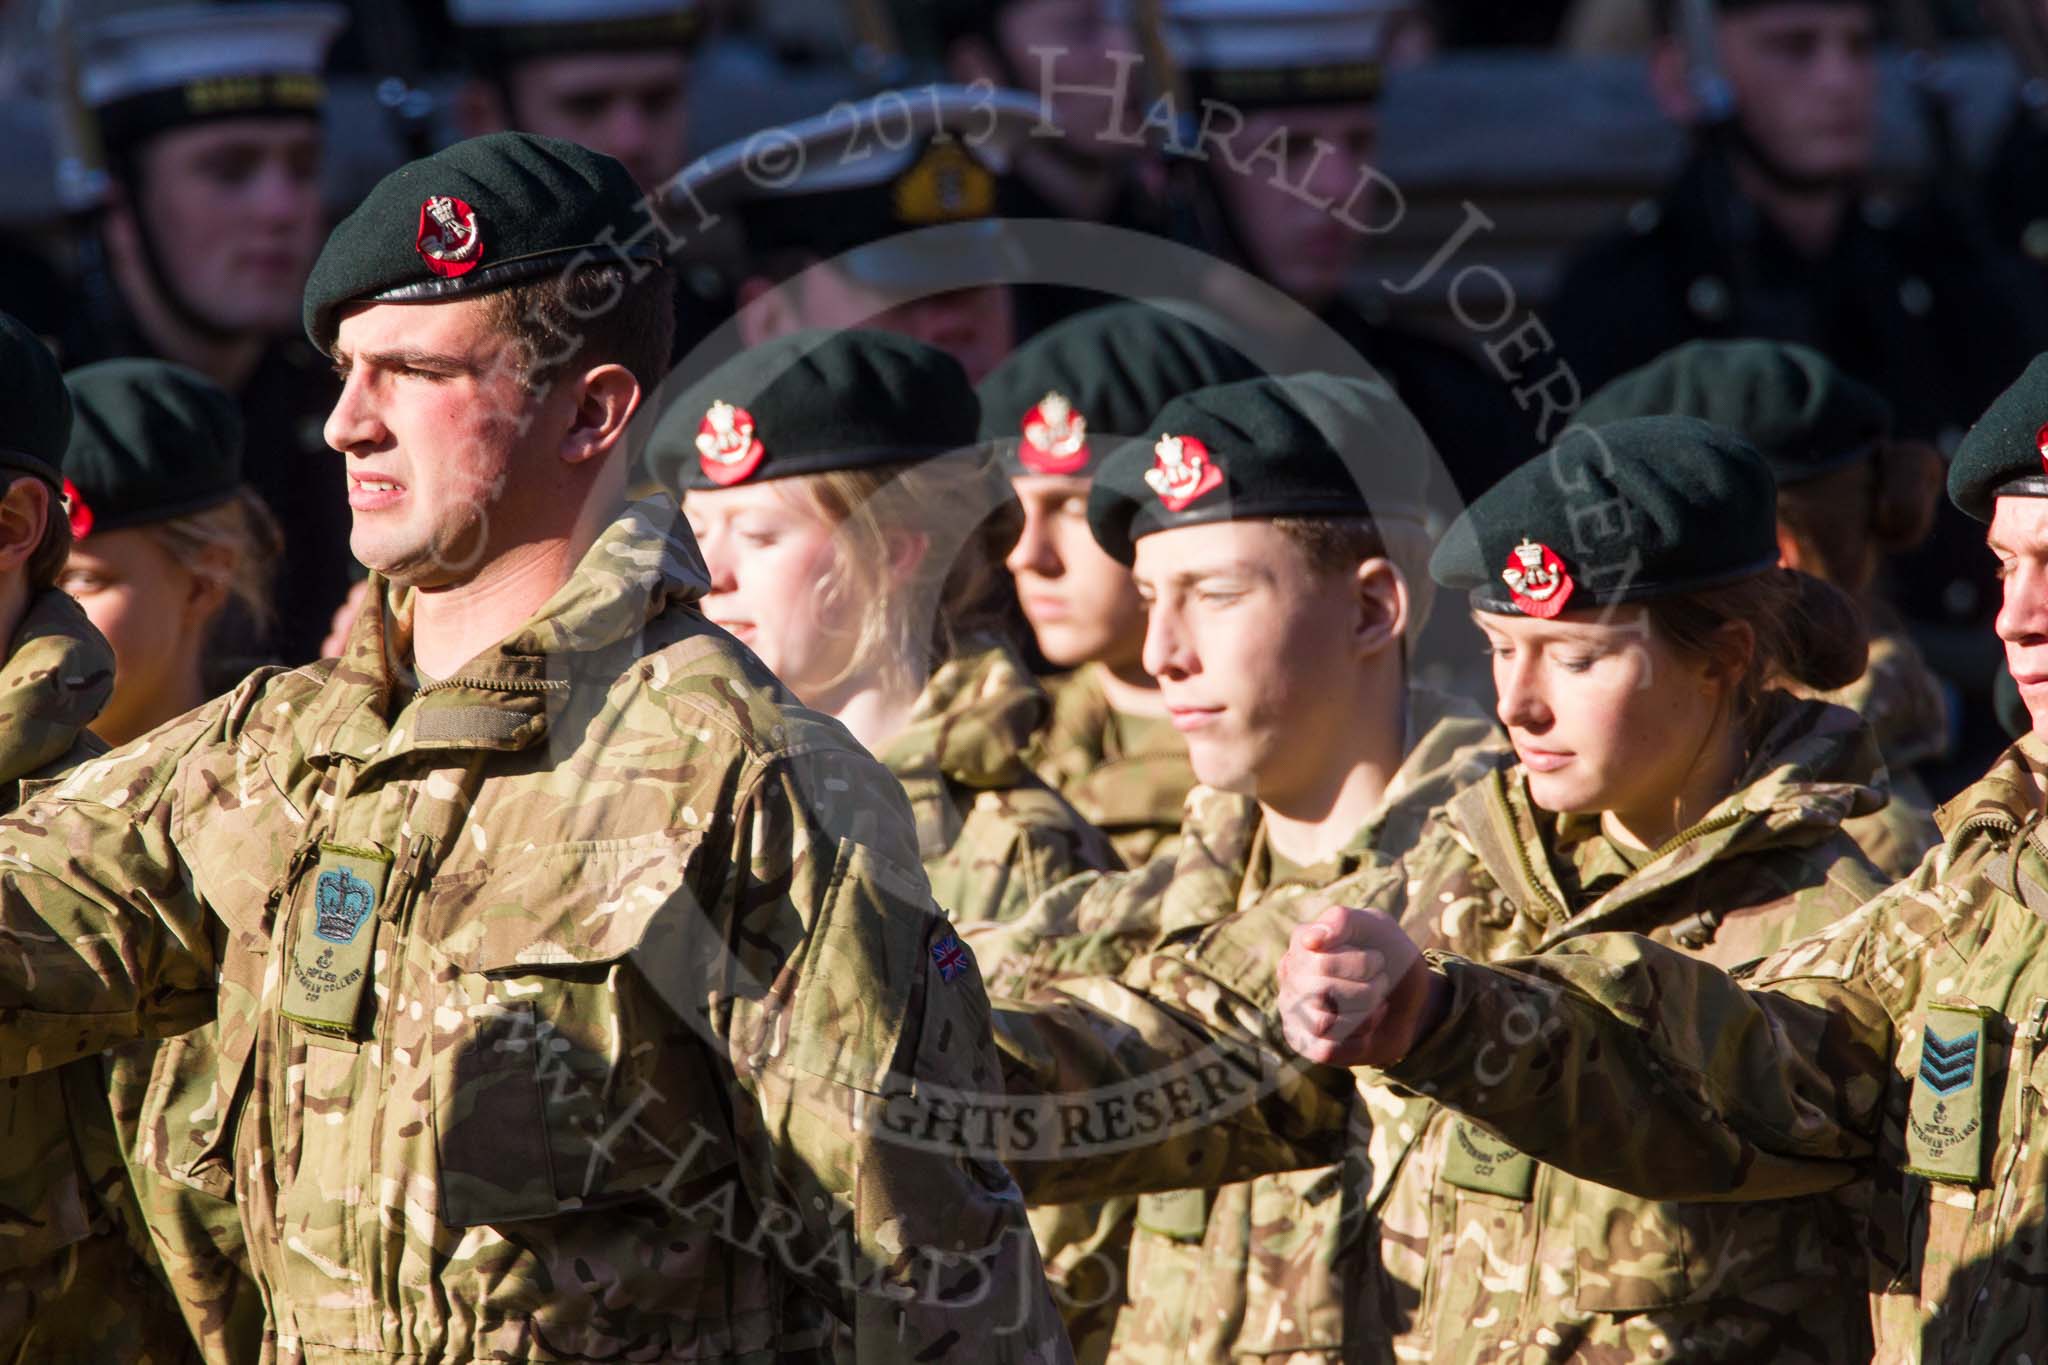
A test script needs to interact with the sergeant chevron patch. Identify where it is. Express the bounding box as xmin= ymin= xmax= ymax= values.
xmin=1918 ymin=1026 xmax=1979 ymax=1095
xmin=1906 ymin=1003 xmax=1994 ymax=1184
